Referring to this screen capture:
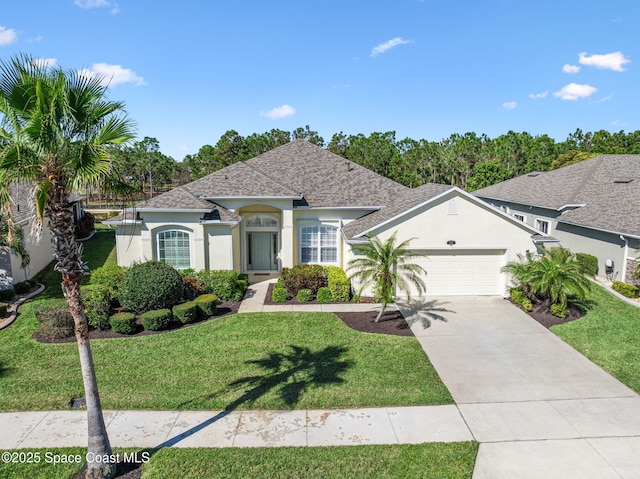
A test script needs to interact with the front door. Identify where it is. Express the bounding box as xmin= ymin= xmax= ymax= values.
xmin=248 ymin=231 xmax=278 ymax=271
